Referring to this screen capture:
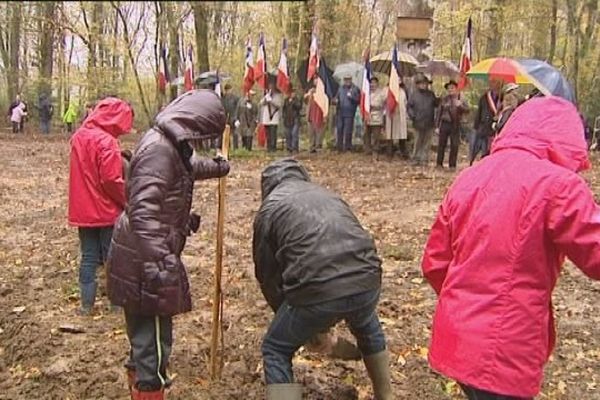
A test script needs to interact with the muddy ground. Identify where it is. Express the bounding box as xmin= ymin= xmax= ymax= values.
xmin=0 ymin=132 xmax=599 ymax=400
